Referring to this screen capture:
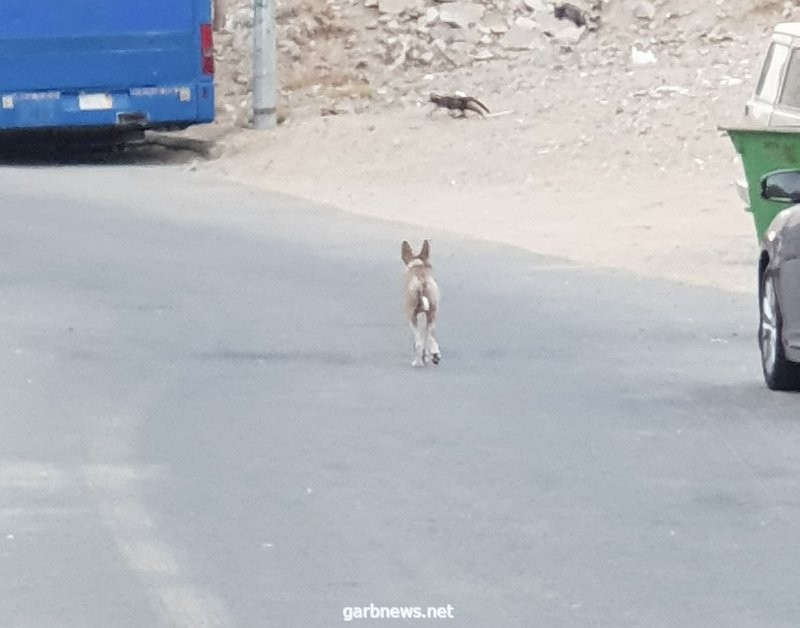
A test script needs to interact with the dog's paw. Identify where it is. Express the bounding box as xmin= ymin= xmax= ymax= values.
xmin=431 ymin=353 xmax=441 ymax=365
xmin=412 ymin=358 xmax=424 ymax=368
